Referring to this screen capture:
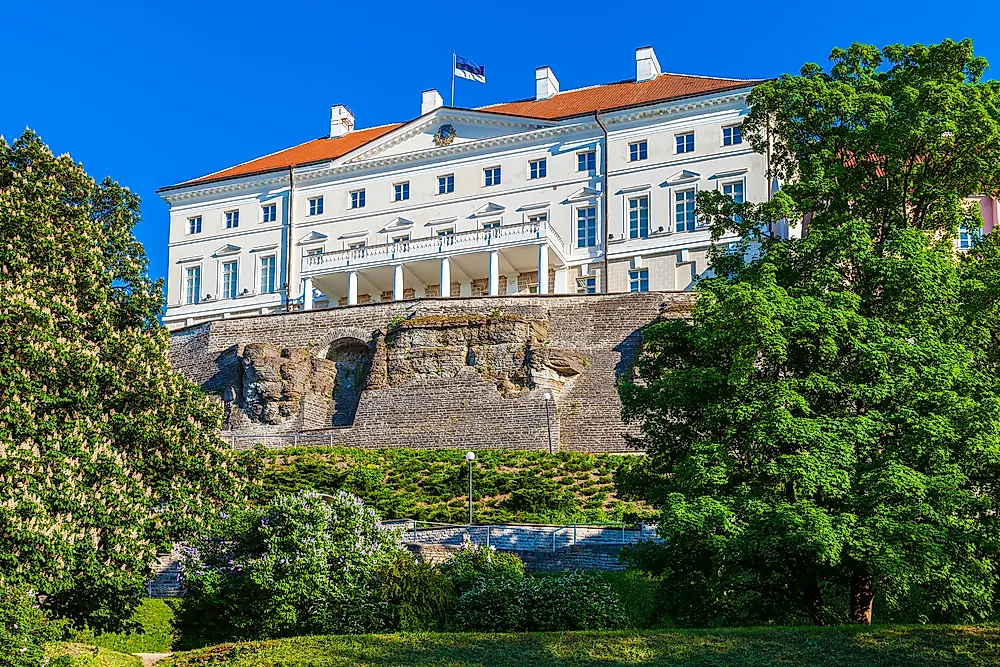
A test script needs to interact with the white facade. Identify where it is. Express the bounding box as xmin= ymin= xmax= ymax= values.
xmin=159 ymin=47 xmax=771 ymax=330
